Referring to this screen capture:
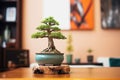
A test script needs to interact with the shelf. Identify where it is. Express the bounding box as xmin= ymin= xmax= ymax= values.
xmin=0 ymin=0 xmax=17 ymax=3
xmin=0 ymin=21 xmax=16 ymax=24
xmin=63 ymin=62 xmax=103 ymax=66
xmin=6 ymin=42 xmax=16 ymax=48
xmin=0 ymin=0 xmax=16 ymax=7
xmin=0 ymin=0 xmax=21 ymax=49
xmin=0 ymin=0 xmax=22 ymax=71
